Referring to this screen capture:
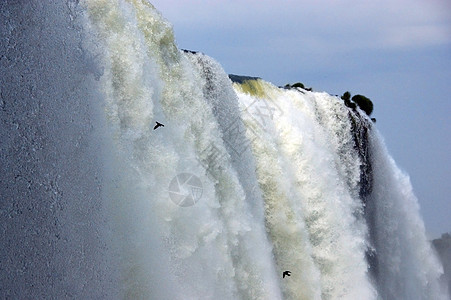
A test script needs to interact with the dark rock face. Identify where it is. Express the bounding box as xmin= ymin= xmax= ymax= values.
xmin=0 ymin=1 xmax=118 ymax=298
xmin=346 ymin=110 xmax=378 ymax=280
xmin=432 ymin=233 xmax=451 ymax=297
xmin=349 ymin=112 xmax=373 ymax=200
xmin=228 ymin=74 xmax=261 ymax=84
xmin=181 ymin=49 xmax=200 ymax=55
